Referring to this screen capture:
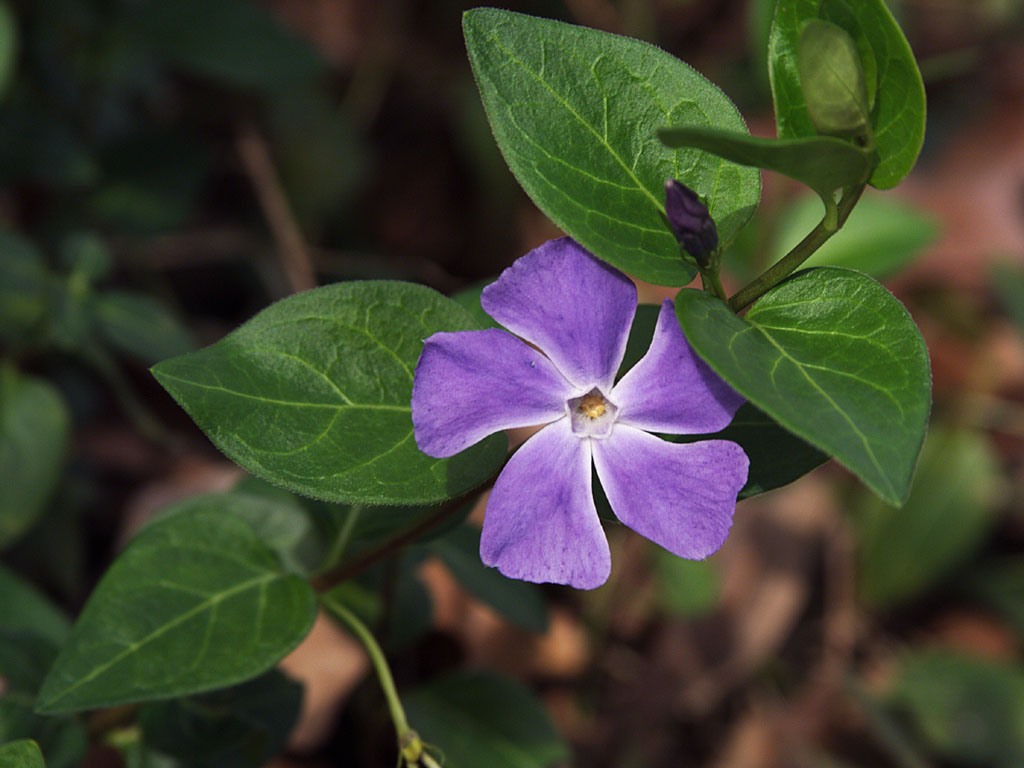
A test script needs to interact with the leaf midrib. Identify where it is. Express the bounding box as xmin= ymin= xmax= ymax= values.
xmin=43 ymin=571 xmax=279 ymax=708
